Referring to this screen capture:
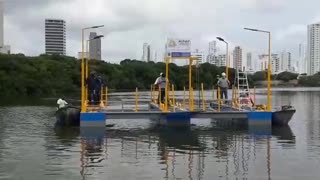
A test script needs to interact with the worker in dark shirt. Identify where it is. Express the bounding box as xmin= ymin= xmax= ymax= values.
xmin=86 ymin=71 xmax=98 ymax=105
